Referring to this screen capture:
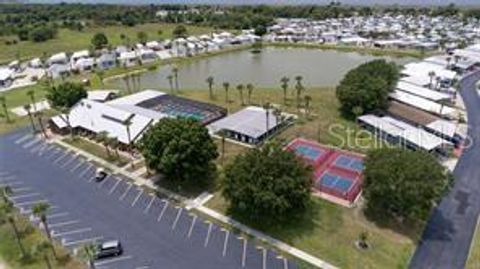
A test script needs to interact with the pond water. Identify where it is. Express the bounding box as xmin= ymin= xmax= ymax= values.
xmin=110 ymin=47 xmax=413 ymax=90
